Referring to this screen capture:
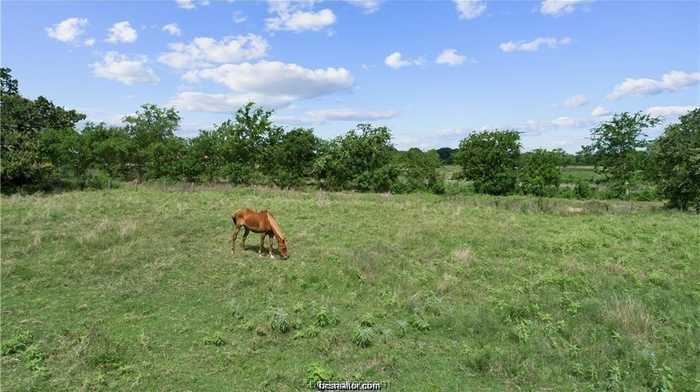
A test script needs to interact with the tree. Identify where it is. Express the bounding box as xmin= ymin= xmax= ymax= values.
xmin=1 ymin=68 xmax=85 ymax=189
xmin=649 ymin=109 xmax=700 ymax=211
xmin=123 ymin=104 xmax=180 ymax=180
xmin=269 ymin=128 xmax=319 ymax=187
xmin=393 ymin=148 xmax=443 ymax=193
xmin=455 ymin=130 xmax=521 ymax=195
xmin=587 ymin=112 xmax=660 ymax=197
xmin=519 ymin=149 xmax=562 ymax=197
xmin=216 ymin=102 xmax=283 ymax=184
xmin=436 ymin=147 xmax=457 ymax=165
xmin=187 ymin=130 xmax=225 ymax=182
xmin=314 ymin=124 xmax=398 ymax=192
